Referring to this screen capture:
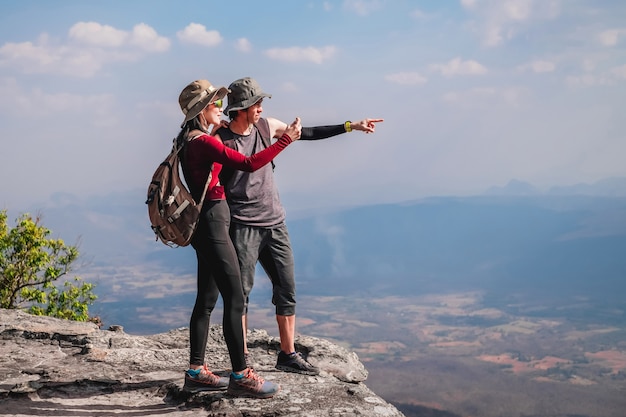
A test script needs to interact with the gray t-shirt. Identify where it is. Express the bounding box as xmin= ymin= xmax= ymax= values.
xmin=223 ymin=119 xmax=286 ymax=227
